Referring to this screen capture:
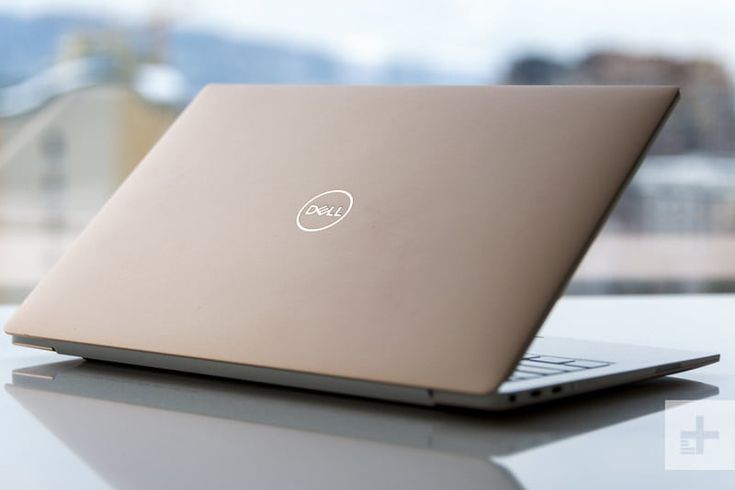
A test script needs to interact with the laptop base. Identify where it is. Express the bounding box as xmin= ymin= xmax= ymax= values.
xmin=11 ymin=334 xmax=718 ymax=411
